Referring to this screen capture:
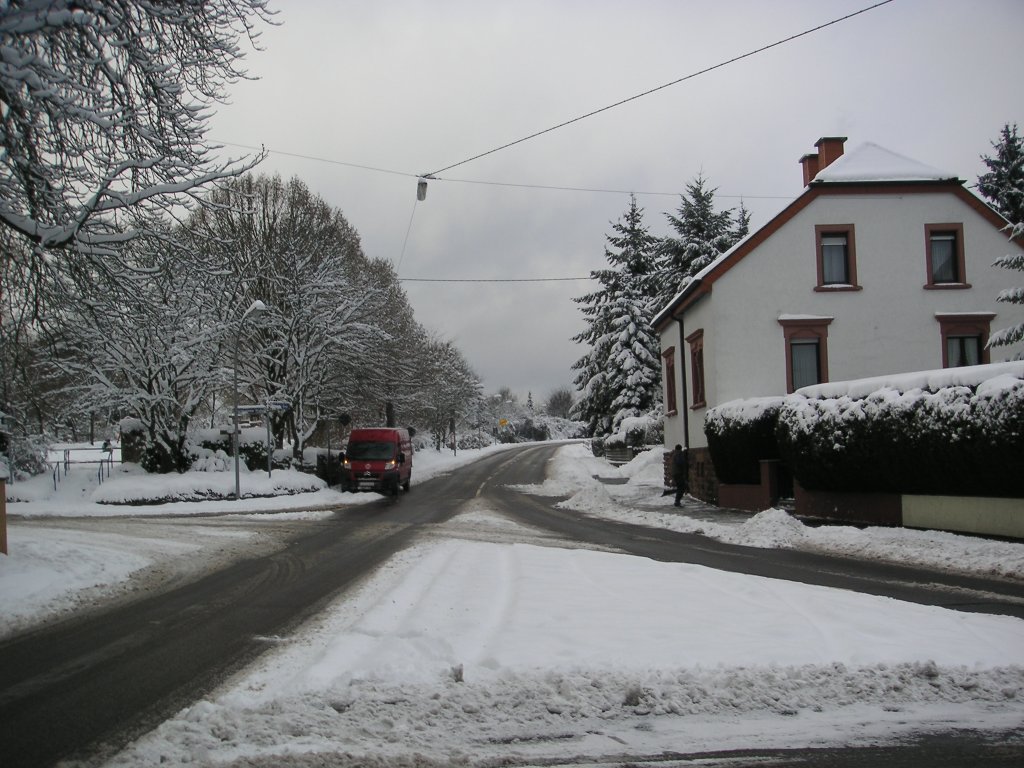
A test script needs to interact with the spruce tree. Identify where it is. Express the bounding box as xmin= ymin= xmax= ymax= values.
xmin=604 ymin=281 xmax=662 ymax=433
xmin=979 ymin=124 xmax=1024 ymax=359
xmin=978 ymin=123 xmax=1024 ymax=227
xmin=571 ymin=195 xmax=659 ymax=436
xmin=656 ymin=175 xmax=749 ymax=307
